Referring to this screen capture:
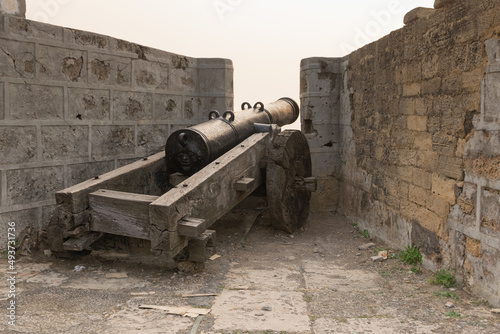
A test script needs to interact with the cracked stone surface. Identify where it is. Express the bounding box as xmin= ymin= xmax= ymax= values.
xmin=1 ymin=211 xmax=499 ymax=333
